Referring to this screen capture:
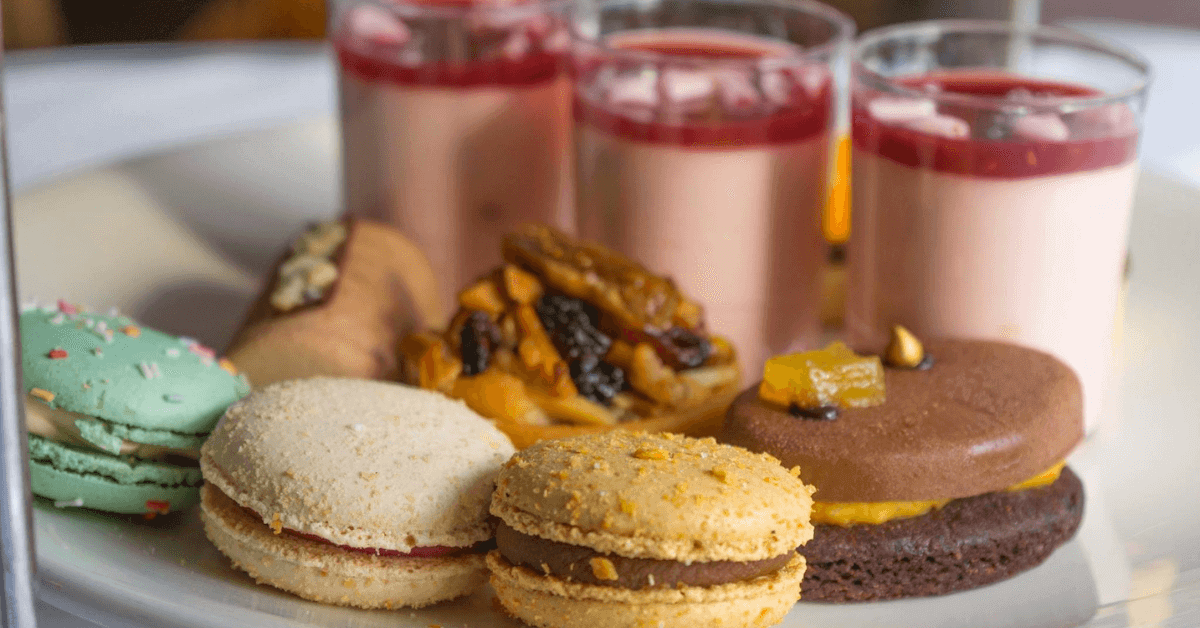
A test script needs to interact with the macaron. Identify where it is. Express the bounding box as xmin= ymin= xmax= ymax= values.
xmin=20 ymin=300 xmax=250 ymax=515
xmin=488 ymin=431 xmax=815 ymax=628
xmin=199 ymin=377 xmax=516 ymax=609
xmin=721 ymin=337 xmax=1086 ymax=601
